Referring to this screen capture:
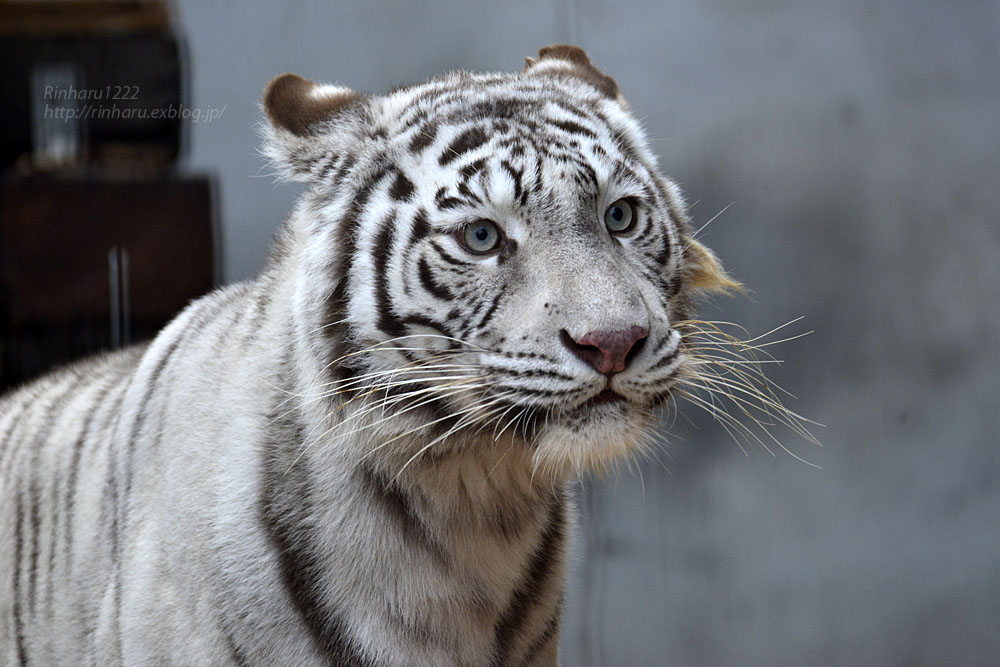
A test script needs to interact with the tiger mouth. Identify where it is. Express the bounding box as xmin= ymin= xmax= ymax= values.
xmin=582 ymin=388 xmax=626 ymax=408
